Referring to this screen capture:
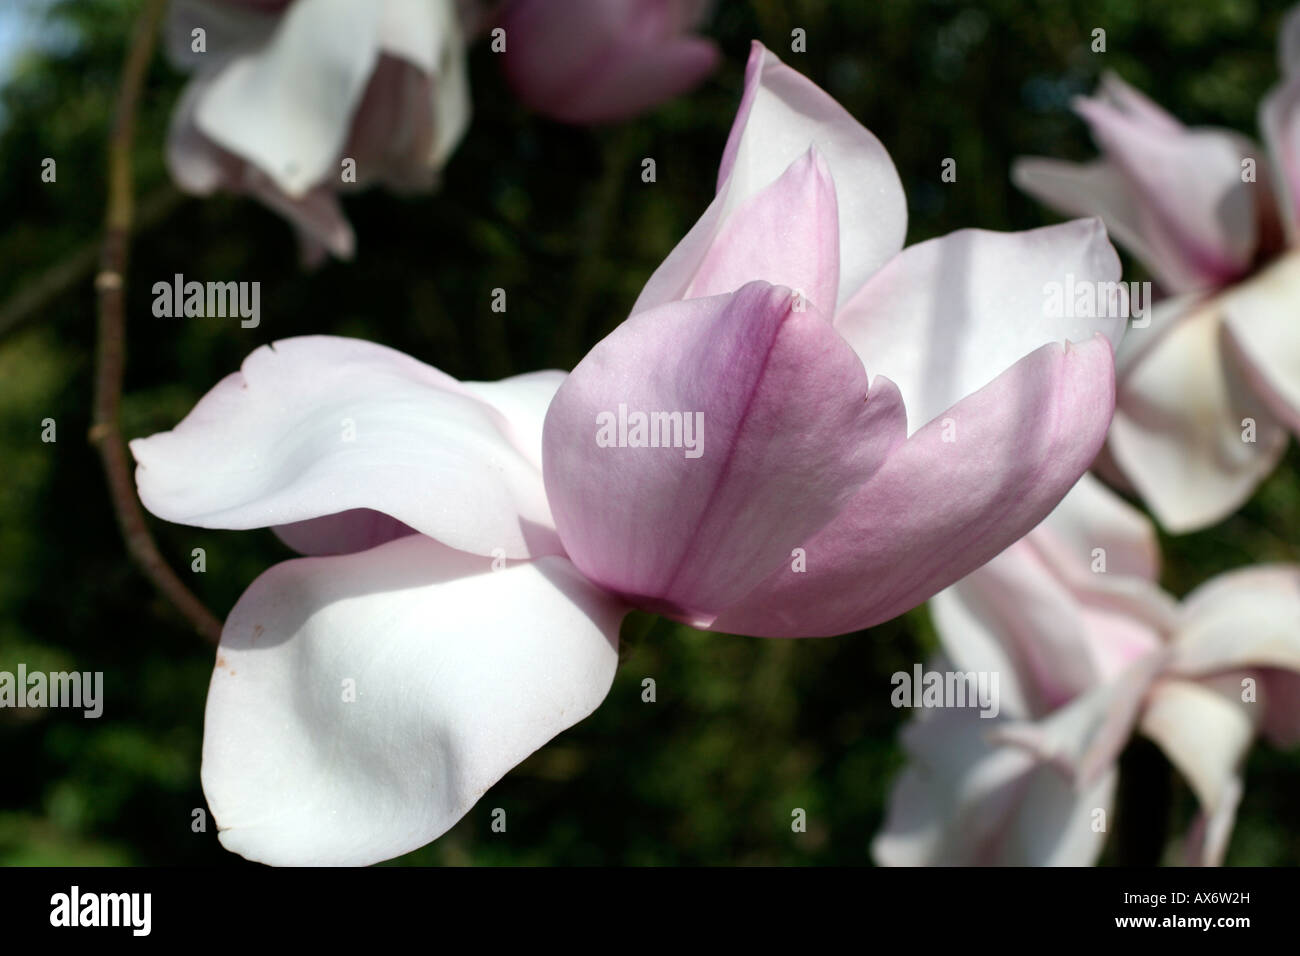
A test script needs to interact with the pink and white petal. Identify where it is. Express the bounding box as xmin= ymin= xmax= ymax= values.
xmin=833 ymin=221 xmax=1123 ymax=434
xmin=1221 ymin=251 xmax=1300 ymax=434
xmin=1141 ymin=675 xmax=1256 ymax=866
xmin=1108 ymin=299 xmax=1289 ymax=533
xmin=196 ymin=0 xmax=384 ymax=197
xmin=461 ymin=369 xmax=568 ymax=471
xmin=1261 ymin=76 xmax=1300 ymax=241
xmin=713 ymin=335 xmax=1116 ymax=638
xmin=929 ymin=544 xmax=1100 ymax=720
xmin=1095 ymin=72 xmax=1185 ymax=135
xmin=543 ymin=282 xmax=907 ymax=624
xmin=993 ymin=649 xmax=1169 ymax=786
xmin=272 ymin=509 xmax=415 ymax=556
xmin=1169 ymin=565 xmax=1300 ymax=677
xmin=872 ymin=708 xmax=1116 ymax=866
xmin=131 ymin=337 xmax=561 ymax=559
xmin=1031 ymin=472 xmax=1161 ymax=583
xmin=633 ymin=42 xmax=905 ymax=315
xmin=715 ymin=42 xmax=906 ymax=308
xmin=681 ymin=148 xmax=840 ymax=315
xmin=1074 ymin=95 xmax=1257 ymax=290
xmin=203 ymin=535 xmax=626 ymax=866
xmin=1011 ymin=157 xmax=1160 ymax=283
